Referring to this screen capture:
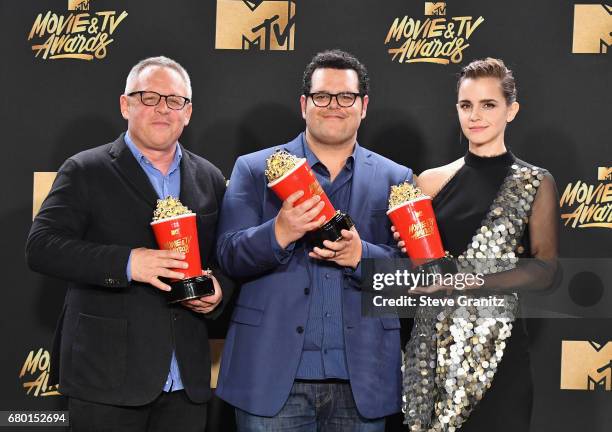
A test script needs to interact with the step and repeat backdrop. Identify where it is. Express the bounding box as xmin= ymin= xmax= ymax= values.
xmin=1 ymin=0 xmax=610 ymax=431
